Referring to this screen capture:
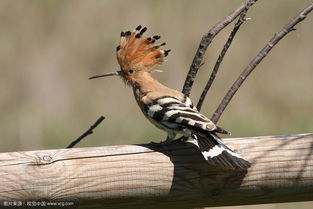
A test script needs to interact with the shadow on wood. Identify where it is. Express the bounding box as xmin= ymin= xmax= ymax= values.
xmin=80 ymin=142 xmax=248 ymax=209
xmin=0 ymin=134 xmax=312 ymax=209
xmin=142 ymin=142 xmax=247 ymax=209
